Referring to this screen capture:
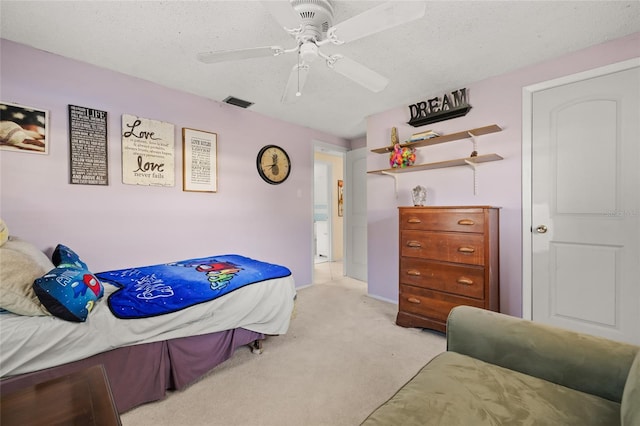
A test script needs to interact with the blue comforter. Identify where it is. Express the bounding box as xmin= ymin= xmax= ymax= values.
xmin=96 ymin=254 xmax=291 ymax=319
